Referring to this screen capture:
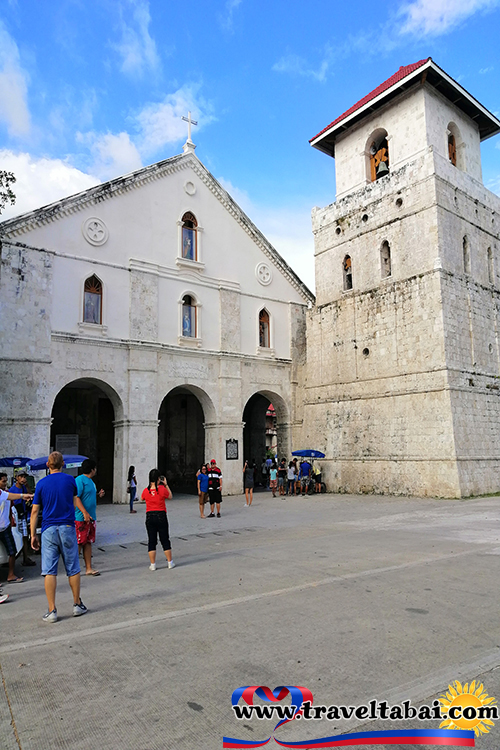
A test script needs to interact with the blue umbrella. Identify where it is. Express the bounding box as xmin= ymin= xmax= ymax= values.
xmin=27 ymin=454 xmax=88 ymax=471
xmin=292 ymin=449 xmax=325 ymax=458
xmin=0 ymin=456 xmax=32 ymax=467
